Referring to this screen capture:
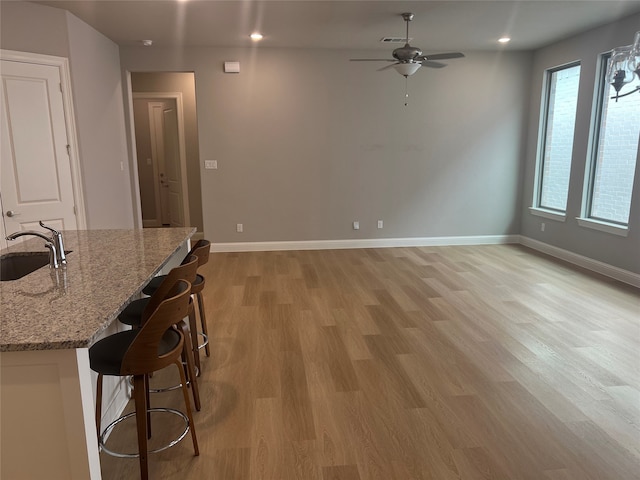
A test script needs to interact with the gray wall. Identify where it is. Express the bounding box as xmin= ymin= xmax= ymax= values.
xmin=0 ymin=1 xmax=134 ymax=229
xmin=120 ymin=47 xmax=532 ymax=243
xmin=0 ymin=1 xmax=69 ymax=57
xmin=521 ymin=13 xmax=640 ymax=274
xmin=131 ymin=72 xmax=203 ymax=233
xmin=66 ymin=13 xmax=134 ymax=229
